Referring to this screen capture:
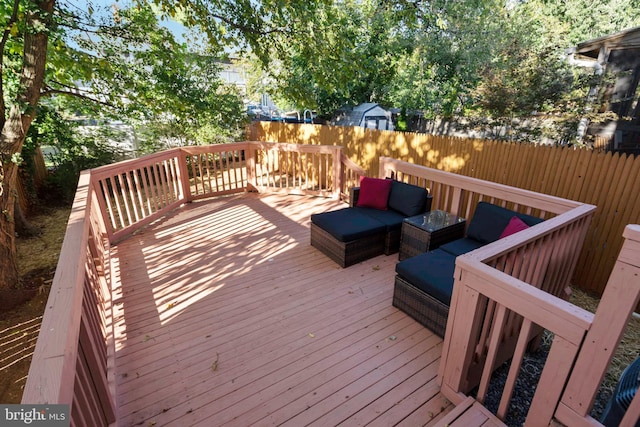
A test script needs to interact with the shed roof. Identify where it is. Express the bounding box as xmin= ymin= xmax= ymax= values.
xmin=575 ymin=26 xmax=640 ymax=60
xmin=333 ymin=103 xmax=391 ymax=127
